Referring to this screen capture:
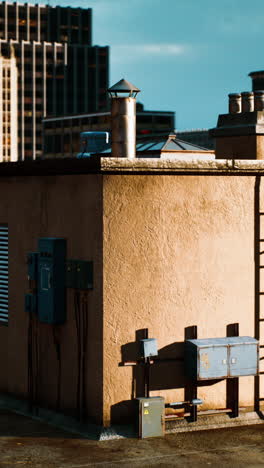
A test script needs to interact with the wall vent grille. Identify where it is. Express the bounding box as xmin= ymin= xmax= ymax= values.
xmin=0 ymin=225 xmax=8 ymax=323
